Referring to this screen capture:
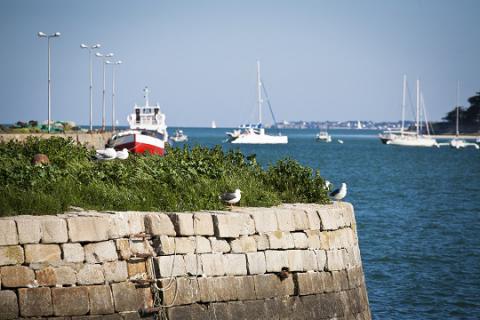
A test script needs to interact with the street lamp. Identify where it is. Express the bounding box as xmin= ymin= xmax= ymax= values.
xmin=106 ymin=60 xmax=122 ymax=132
xmin=80 ymin=43 xmax=101 ymax=132
xmin=37 ymin=31 xmax=61 ymax=133
xmin=95 ymin=52 xmax=114 ymax=131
